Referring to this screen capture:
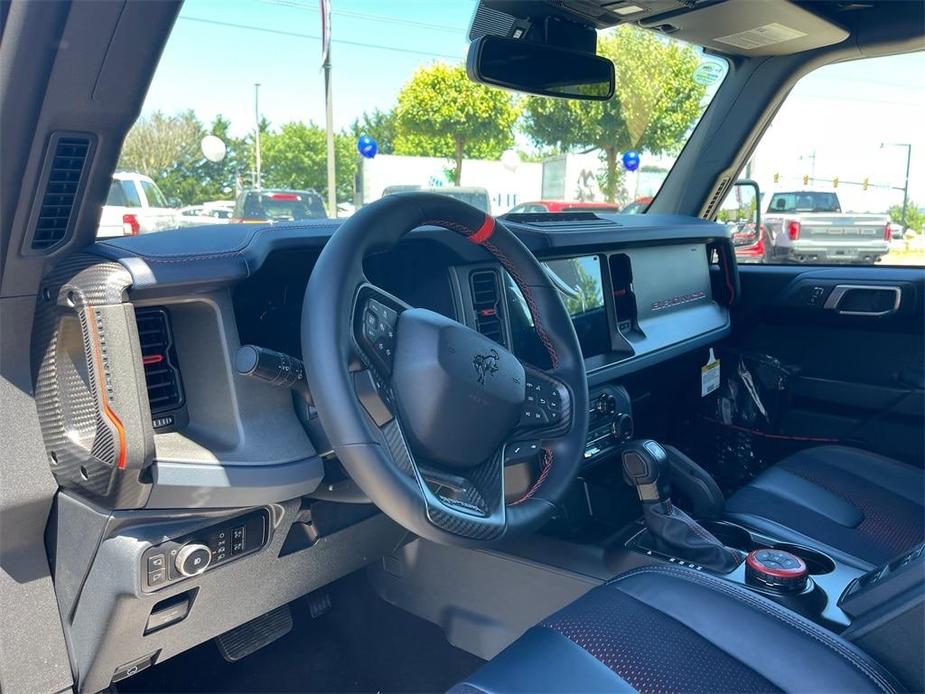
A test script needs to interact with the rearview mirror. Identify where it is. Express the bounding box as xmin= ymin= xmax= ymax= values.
xmin=467 ymin=36 xmax=615 ymax=101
